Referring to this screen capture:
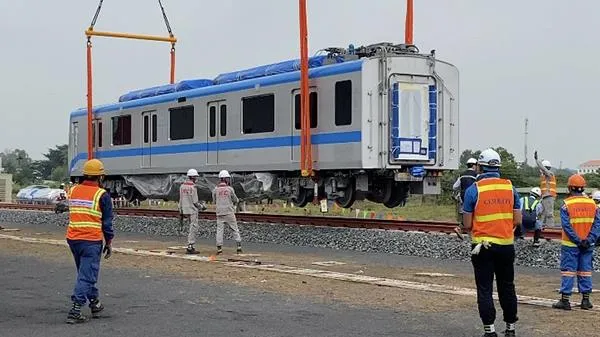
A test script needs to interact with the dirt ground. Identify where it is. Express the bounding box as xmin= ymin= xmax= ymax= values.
xmin=1 ymin=228 xmax=600 ymax=336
